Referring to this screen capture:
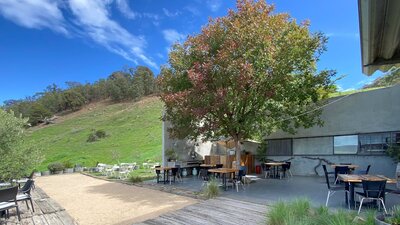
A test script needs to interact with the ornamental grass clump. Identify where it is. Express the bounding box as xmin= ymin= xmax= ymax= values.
xmin=266 ymin=198 xmax=374 ymax=225
xmin=202 ymin=178 xmax=219 ymax=199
